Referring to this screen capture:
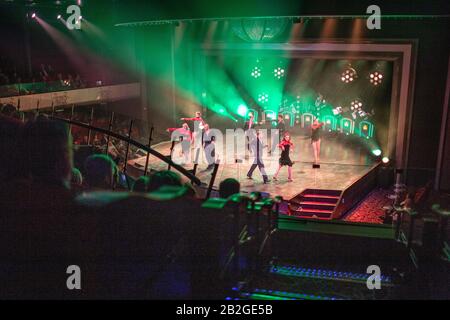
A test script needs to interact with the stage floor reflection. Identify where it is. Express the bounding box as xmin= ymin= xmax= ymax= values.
xmin=128 ymin=134 xmax=378 ymax=200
